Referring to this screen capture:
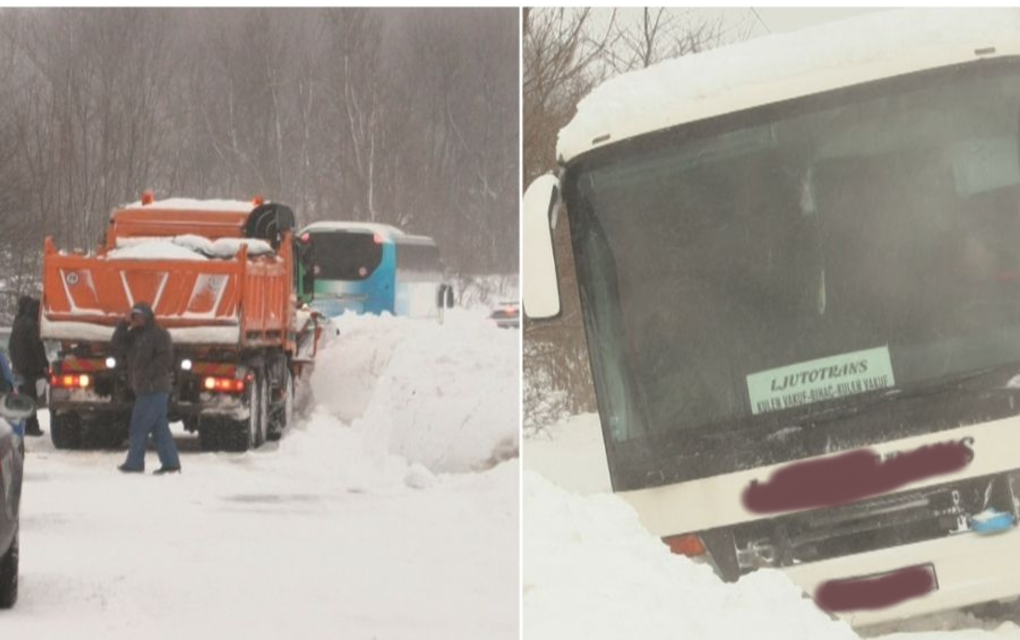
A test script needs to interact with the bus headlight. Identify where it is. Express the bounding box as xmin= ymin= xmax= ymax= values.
xmin=180 ymin=358 xmax=193 ymax=371
xmin=105 ymin=357 xmax=116 ymax=369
